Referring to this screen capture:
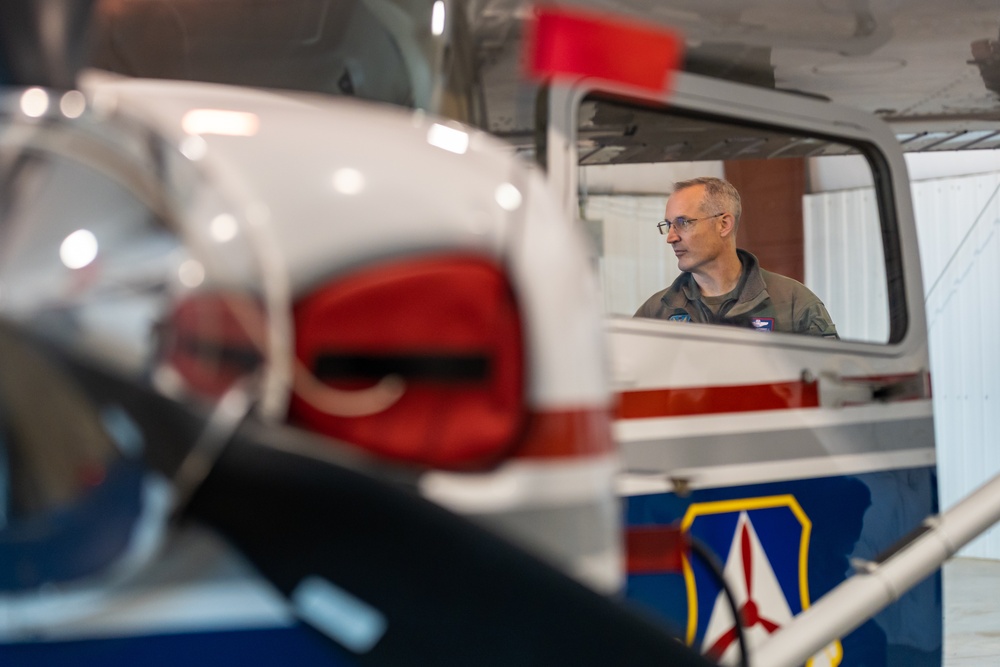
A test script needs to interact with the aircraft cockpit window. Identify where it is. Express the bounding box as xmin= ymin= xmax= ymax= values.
xmin=578 ymin=95 xmax=899 ymax=345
